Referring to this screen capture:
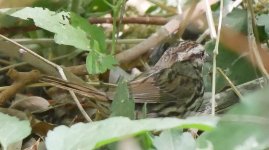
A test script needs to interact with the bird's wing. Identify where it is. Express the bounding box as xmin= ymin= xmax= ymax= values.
xmin=130 ymin=61 xmax=203 ymax=104
xmin=129 ymin=76 xmax=161 ymax=103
